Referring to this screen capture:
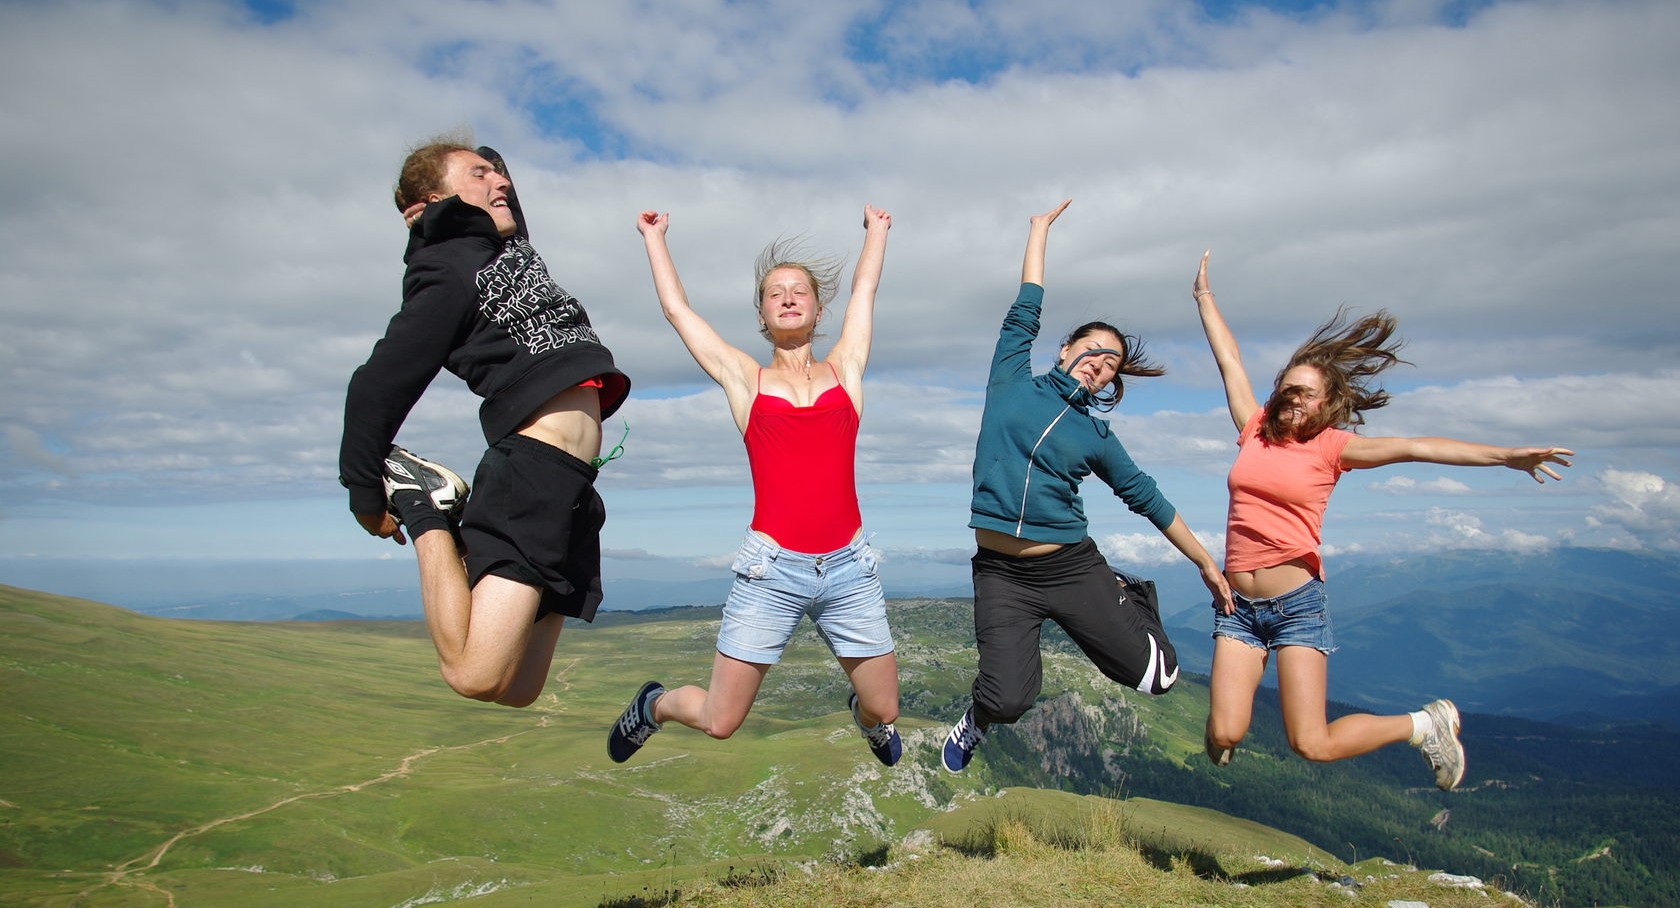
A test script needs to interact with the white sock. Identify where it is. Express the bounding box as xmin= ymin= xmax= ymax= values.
xmin=1407 ymin=709 xmax=1430 ymax=746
